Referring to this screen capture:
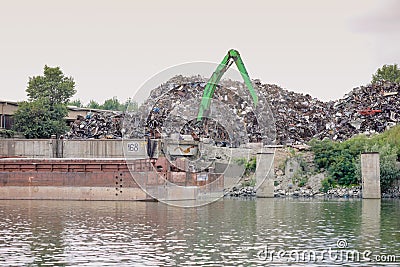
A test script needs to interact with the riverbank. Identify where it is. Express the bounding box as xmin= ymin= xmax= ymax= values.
xmin=225 ymin=185 xmax=400 ymax=198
